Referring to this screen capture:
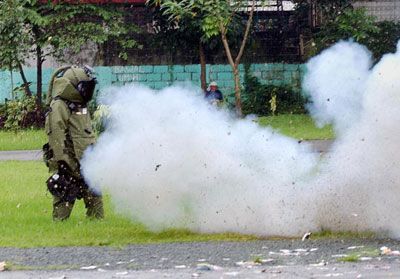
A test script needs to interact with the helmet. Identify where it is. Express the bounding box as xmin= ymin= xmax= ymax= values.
xmin=209 ymin=81 xmax=218 ymax=87
xmin=51 ymin=65 xmax=97 ymax=104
